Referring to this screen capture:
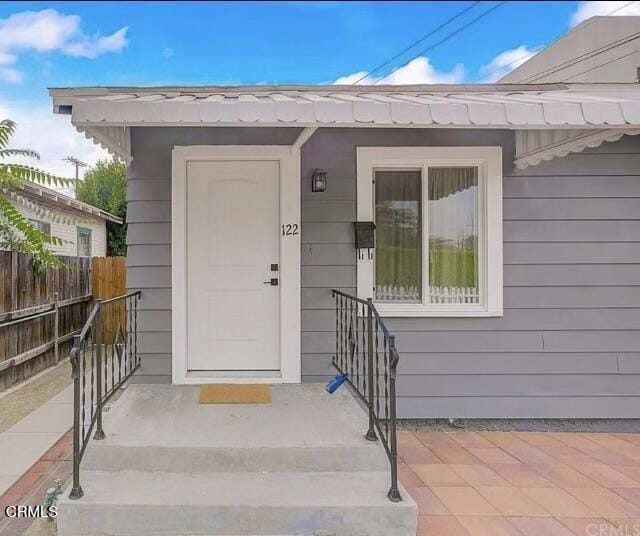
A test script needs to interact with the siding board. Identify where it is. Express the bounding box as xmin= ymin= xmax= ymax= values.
xmin=504 ymin=242 xmax=640 ymax=264
xmin=301 ymin=266 xmax=355 ymax=288
xmin=127 ymin=245 xmax=171 ymax=267
xmin=301 ymin=222 xmax=353 ymax=244
xmin=302 ymin=244 xmax=355 ymax=266
xmin=504 ymin=264 xmax=640 ymax=286
xmin=127 ymin=178 xmax=171 ymax=201
xmin=504 ymin=286 xmax=640 ymax=308
xmin=504 ymin=220 xmax=640 ymax=242
xmin=127 ymin=223 xmax=171 ymax=245
xmin=126 ymin=201 xmax=171 ymax=223
xmin=127 ymin=266 xmax=171 ymax=288
xmin=504 ymin=198 xmax=640 ymax=220
xmin=504 ymin=175 xmax=640 ymax=198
